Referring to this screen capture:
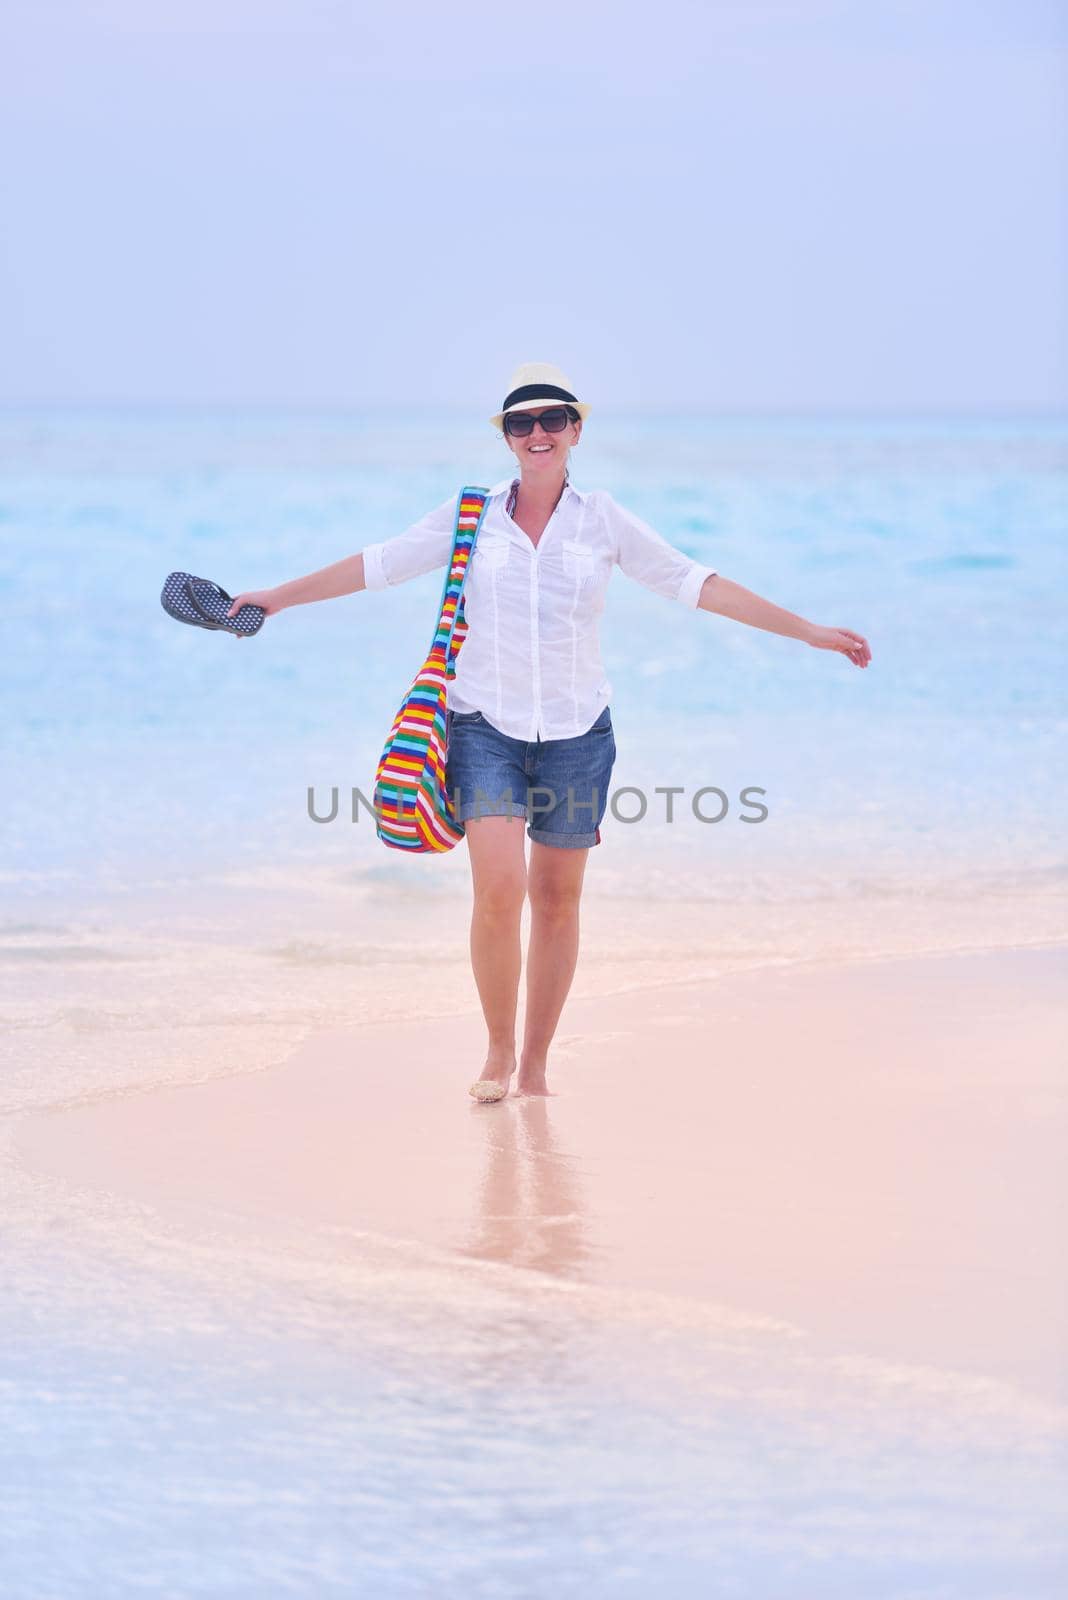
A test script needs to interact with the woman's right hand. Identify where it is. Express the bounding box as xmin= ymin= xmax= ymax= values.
xmin=227 ymin=588 xmax=283 ymax=635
